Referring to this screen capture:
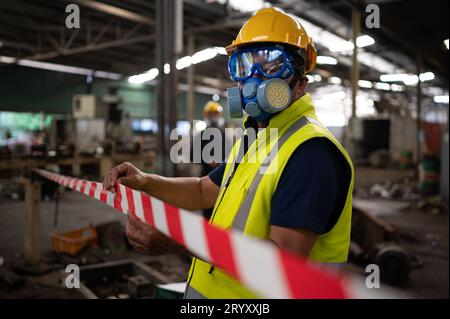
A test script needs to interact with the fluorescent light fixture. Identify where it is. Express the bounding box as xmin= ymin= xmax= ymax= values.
xmin=127 ymin=75 xmax=145 ymax=84
xmin=356 ymin=35 xmax=375 ymax=48
xmin=164 ymin=63 xmax=171 ymax=74
xmin=18 ymin=59 xmax=93 ymax=76
xmin=227 ymin=0 xmax=266 ymax=12
xmin=307 ymin=74 xmax=323 ymax=83
xmin=434 ymin=95 xmax=449 ymax=104
xmin=0 ymin=55 xmax=122 ymax=79
xmin=403 ymin=75 xmax=418 ymax=86
xmin=358 ymin=80 xmax=373 ymax=88
xmin=327 ymin=35 xmax=374 ymax=52
xmin=390 ymin=84 xmax=405 ymax=92
xmin=130 ymin=46 xmax=226 ymax=83
xmin=375 ymin=82 xmax=391 ymax=91
xmin=444 ymin=39 xmax=449 ymax=50
xmin=128 ymin=68 xmax=159 ymax=84
xmin=419 ymin=72 xmax=434 ymax=82
xmin=296 ymin=16 xmax=398 ymax=74
xmin=215 ymin=47 xmax=227 ymax=55
xmin=317 ymin=56 xmax=338 ymax=65
xmin=380 ymin=73 xmax=409 ymax=82
xmin=191 ymin=48 xmax=218 ymax=64
xmin=176 ymin=56 xmax=192 ymax=70
xmin=329 ymin=41 xmax=354 ymax=52
xmin=328 ymin=77 xmax=342 ymax=84
xmin=380 ymin=72 xmax=434 ymax=85
xmin=194 ymin=120 xmax=207 ymax=131
xmin=0 ymin=55 xmax=15 ymax=64
xmin=175 ymin=47 xmax=225 ymax=70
